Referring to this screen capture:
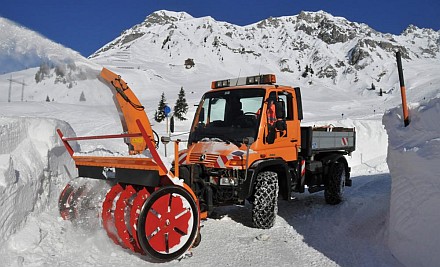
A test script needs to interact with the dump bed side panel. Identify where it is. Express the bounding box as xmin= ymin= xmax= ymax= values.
xmin=311 ymin=130 xmax=355 ymax=152
xmin=300 ymin=126 xmax=355 ymax=157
